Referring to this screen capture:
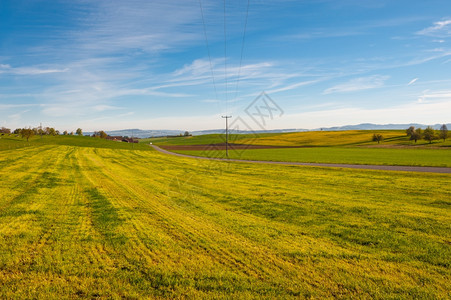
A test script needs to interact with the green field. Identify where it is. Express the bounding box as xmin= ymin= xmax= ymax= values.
xmin=0 ymin=134 xmax=153 ymax=151
xmin=174 ymin=147 xmax=451 ymax=167
xmin=144 ymin=130 xmax=451 ymax=147
xmin=0 ymin=142 xmax=450 ymax=298
xmin=147 ymin=130 xmax=451 ymax=167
